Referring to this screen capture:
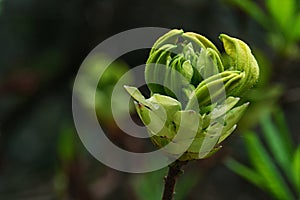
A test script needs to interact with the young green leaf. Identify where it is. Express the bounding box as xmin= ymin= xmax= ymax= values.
xmin=243 ymin=132 xmax=295 ymax=200
xmin=291 ymin=14 xmax=300 ymax=41
xmin=226 ymin=158 xmax=266 ymax=189
xmin=260 ymin=114 xmax=293 ymax=181
xmin=292 ymin=145 xmax=300 ymax=194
